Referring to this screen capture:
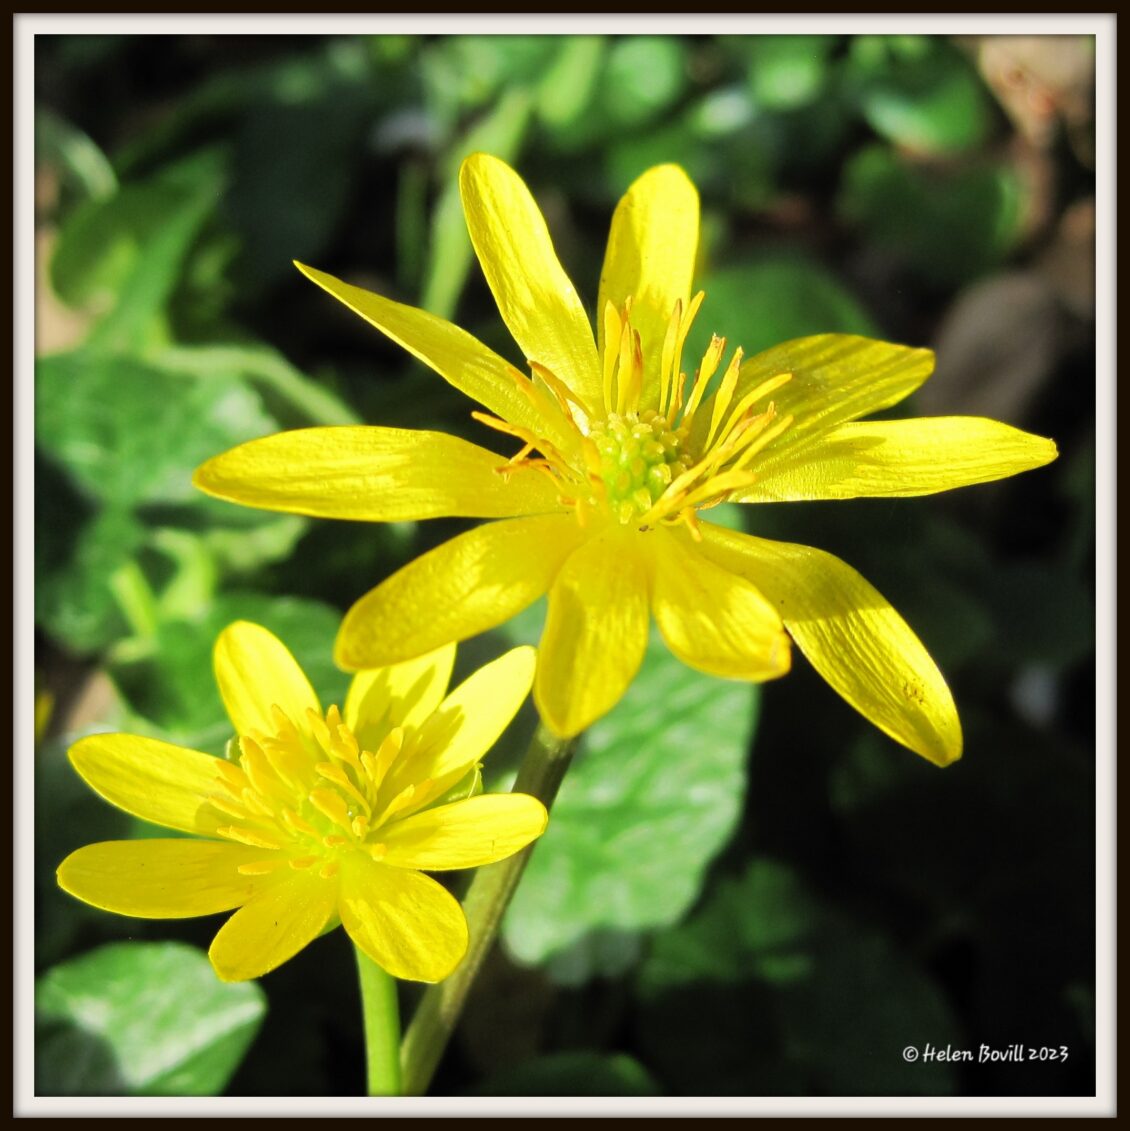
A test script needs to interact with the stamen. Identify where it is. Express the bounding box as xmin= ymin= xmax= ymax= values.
xmin=281 ymin=808 xmax=319 ymax=838
xmin=308 ymin=788 xmax=353 ymax=833
xmin=704 ymin=348 xmax=745 ymax=449
xmin=602 ymin=302 xmax=621 ymax=413
xmin=658 ymin=299 xmax=682 ymax=422
xmin=668 ymin=291 xmax=705 ymax=420
xmin=237 ymin=859 xmax=284 ymax=876
xmin=731 ymin=413 xmax=794 ymax=471
xmin=240 ymin=787 xmax=276 ymax=819
xmin=218 ymin=825 xmax=287 ymax=850
xmin=682 ymin=335 xmax=725 ymax=423
xmin=715 ymin=373 xmax=793 ymax=449
xmin=206 ymin=793 xmax=251 ymax=821
xmin=315 ymin=762 xmax=371 ymax=814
